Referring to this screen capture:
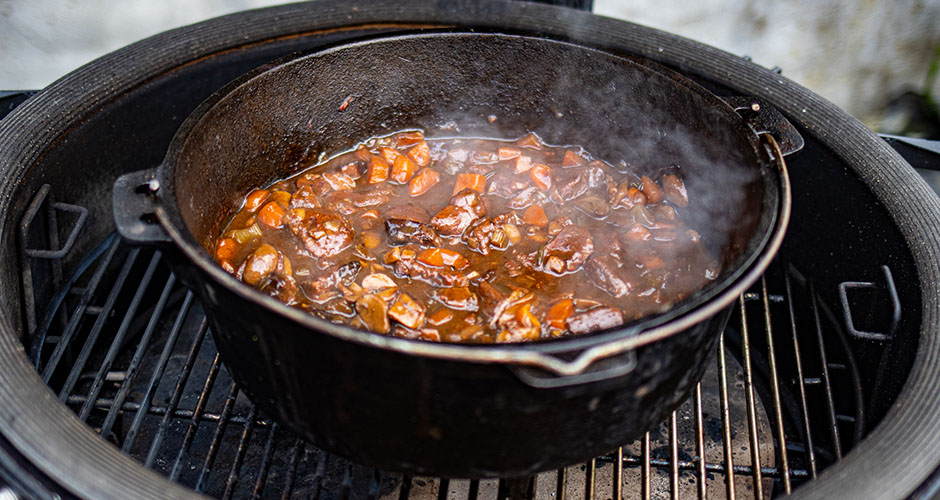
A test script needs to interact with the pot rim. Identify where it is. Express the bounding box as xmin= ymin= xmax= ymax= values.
xmin=152 ymin=31 xmax=792 ymax=375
